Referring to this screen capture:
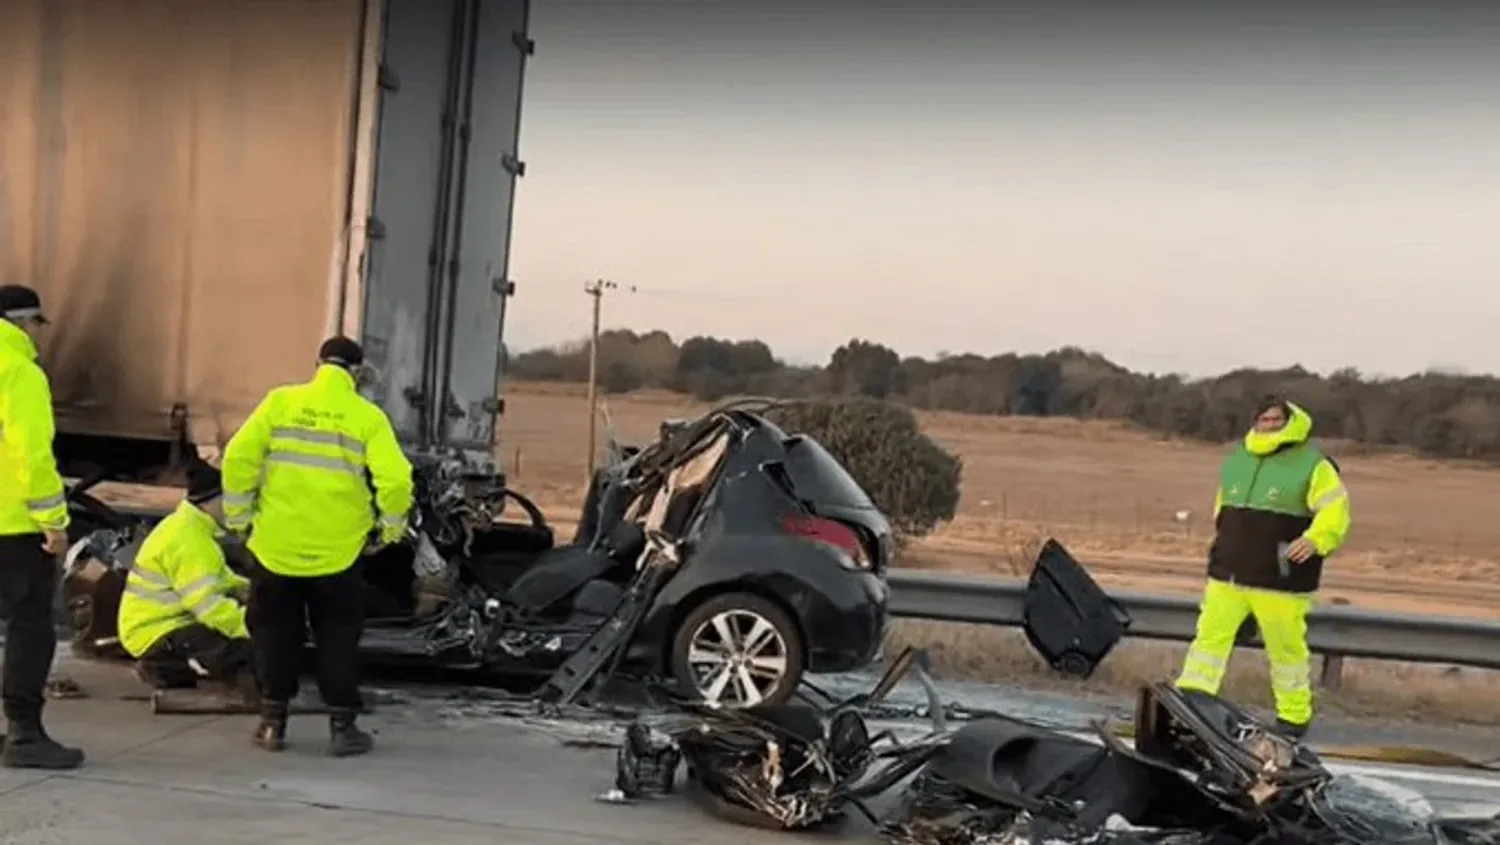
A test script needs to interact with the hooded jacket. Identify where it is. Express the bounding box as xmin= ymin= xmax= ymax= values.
xmin=0 ymin=319 xmax=69 ymax=536
xmin=1207 ymin=403 xmax=1351 ymax=593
